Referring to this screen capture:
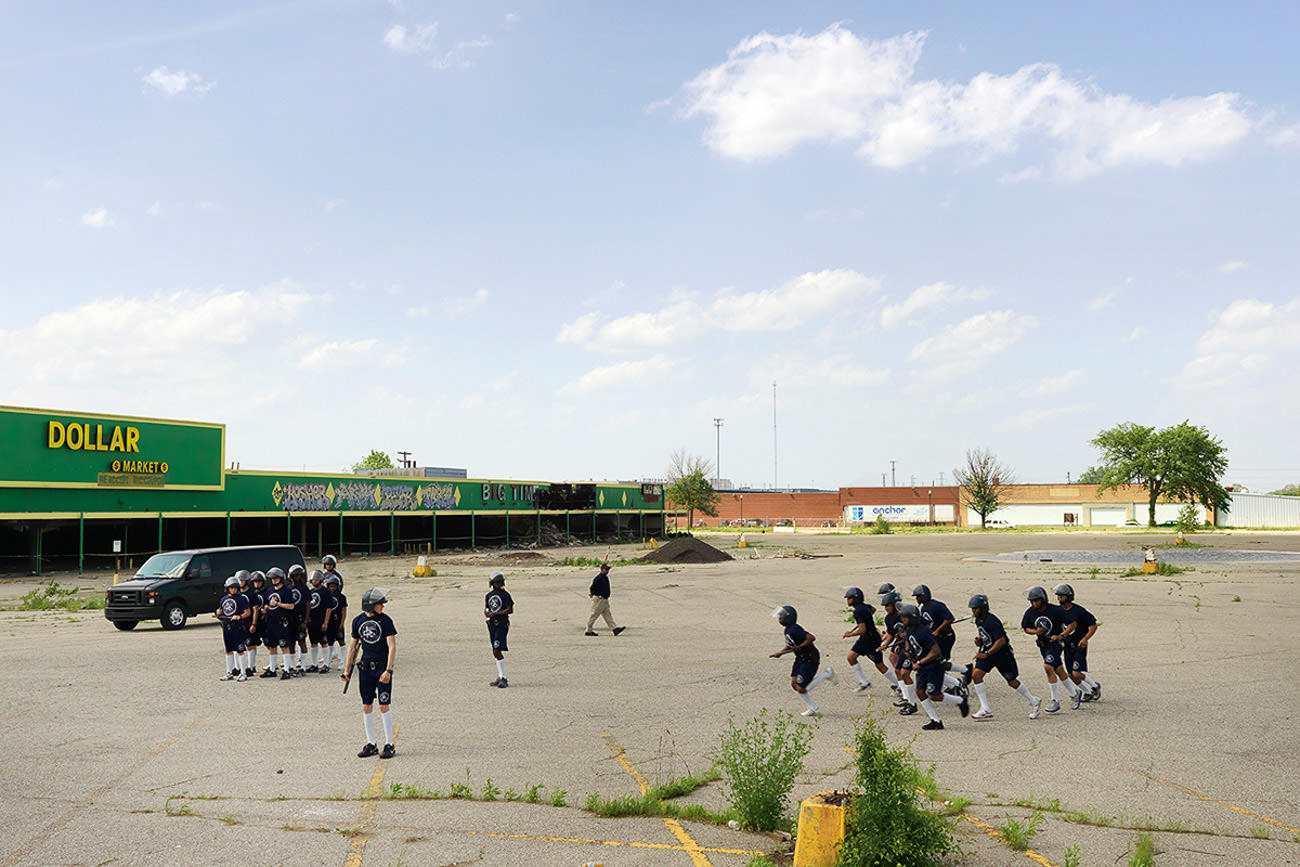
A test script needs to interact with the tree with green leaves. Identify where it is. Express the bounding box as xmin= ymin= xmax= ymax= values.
xmin=1090 ymin=421 xmax=1230 ymax=526
xmin=1270 ymin=484 xmax=1300 ymax=497
xmin=1076 ymin=466 xmax=1106 ymax=485
xmin=665 ymin=449 xmax=720 ymax=528
xmin=954 ymin=448 xmax=1015 ymax=529
xmin=353 ymin=449 xmax=395 ymax=472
